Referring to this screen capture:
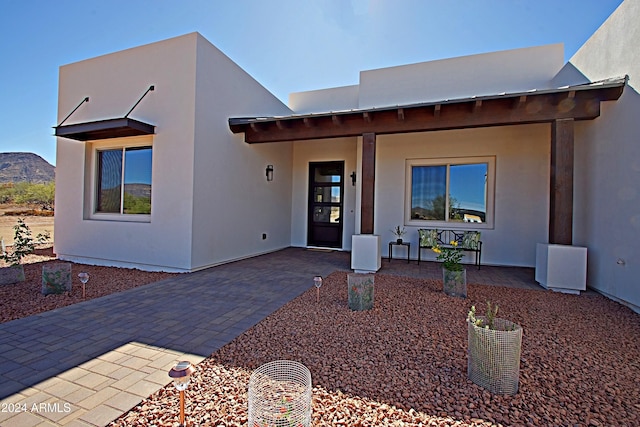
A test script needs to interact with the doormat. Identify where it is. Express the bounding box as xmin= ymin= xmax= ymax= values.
xmin=306 ymin=248 xmax=335 ymax=253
